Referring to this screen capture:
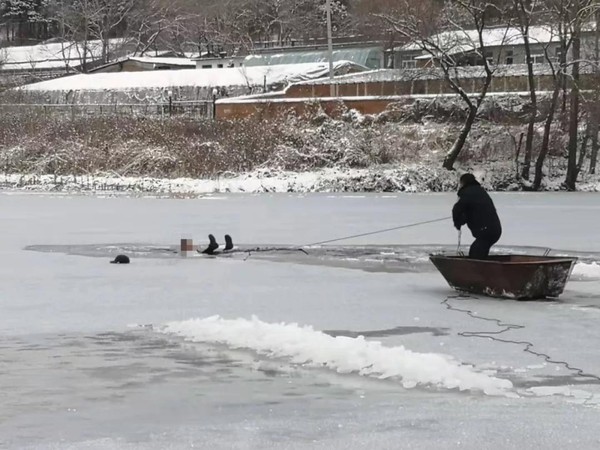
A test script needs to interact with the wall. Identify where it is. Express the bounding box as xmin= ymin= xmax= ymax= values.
xmin=216 ymin=98 xmax=394 ymax=121
xmin=284 ymin=70 xmax=600 ymax=99
xmin=215 ymin=69 xmax=600 ymax=121
xmin=195 ymin=59 xmax=243 ymax=69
